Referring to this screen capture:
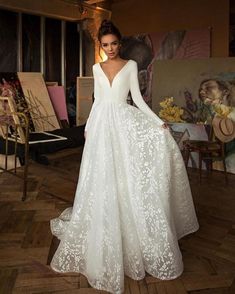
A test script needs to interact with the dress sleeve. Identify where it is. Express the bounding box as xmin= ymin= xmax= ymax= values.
xmin=85 ymin=65 xmax=98 ymax=132
xmin=130 ymin=61 xmax=164 ymax=126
